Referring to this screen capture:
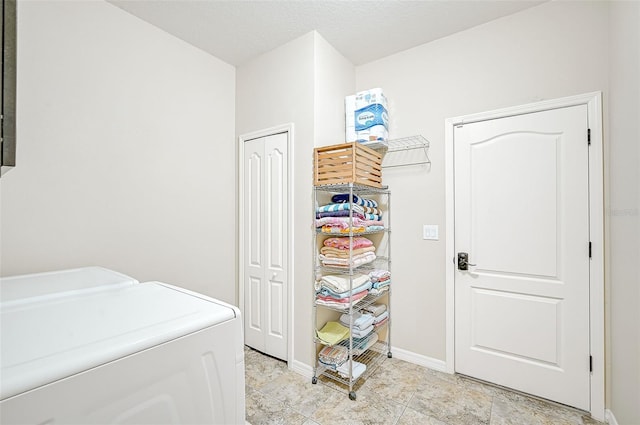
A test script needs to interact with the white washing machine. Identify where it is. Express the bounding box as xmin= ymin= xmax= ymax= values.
xmin=0 ymin=267 xmax=245 ymax=424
